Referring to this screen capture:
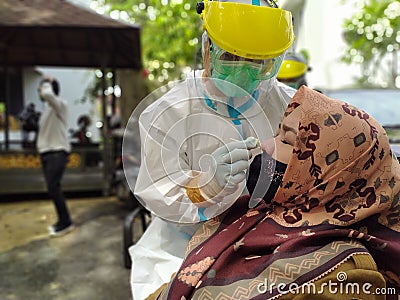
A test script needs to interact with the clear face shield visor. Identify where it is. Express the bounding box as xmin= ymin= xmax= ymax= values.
xmin=210 ymin=41 xmax=285 ymax=81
